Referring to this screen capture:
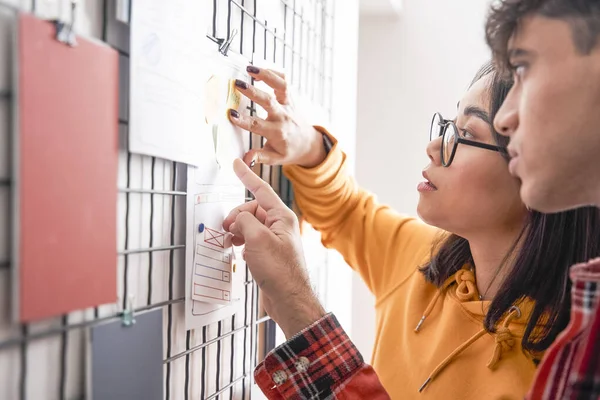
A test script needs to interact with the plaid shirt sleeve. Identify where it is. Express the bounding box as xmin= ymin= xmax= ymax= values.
xmin=254 ymin=313 xmax=391 ymax=400
xmin=527 ymin=259 xmax=600 ymax=400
